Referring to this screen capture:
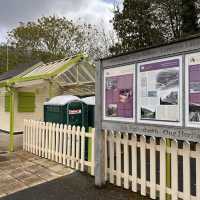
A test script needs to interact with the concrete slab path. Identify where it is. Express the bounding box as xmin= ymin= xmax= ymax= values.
xmin=0 ymin=151 xmax=74 ymax=198
xmin=0 ymin=151 xmax=151 ymax=200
